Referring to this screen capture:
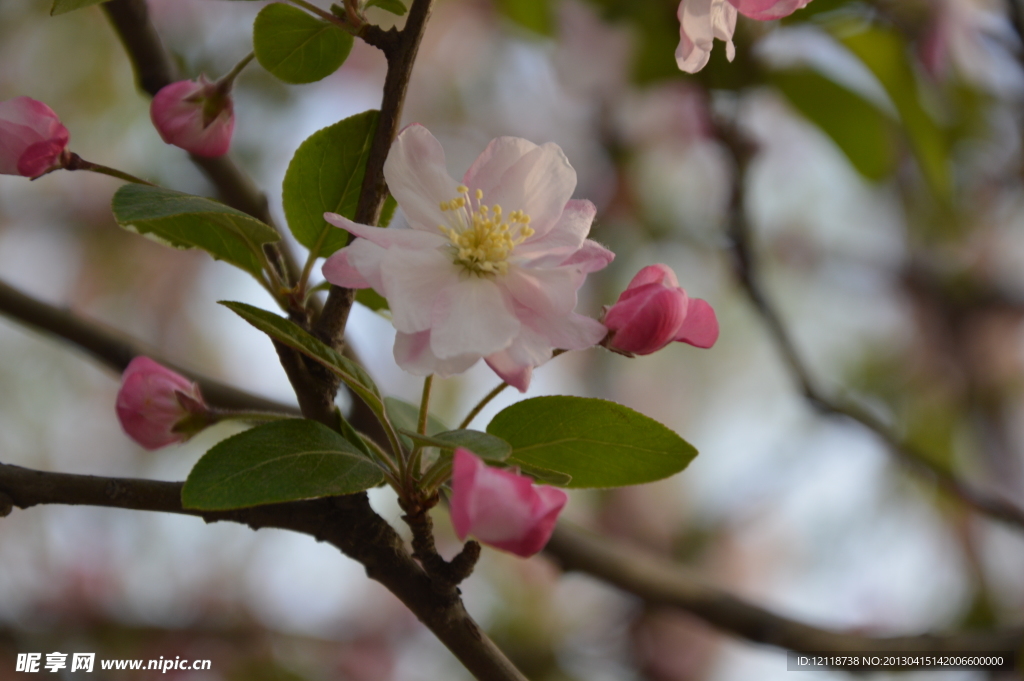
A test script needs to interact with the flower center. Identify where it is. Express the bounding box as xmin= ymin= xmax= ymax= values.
xmin=439 ymin=185 xmax=534 ymax=276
